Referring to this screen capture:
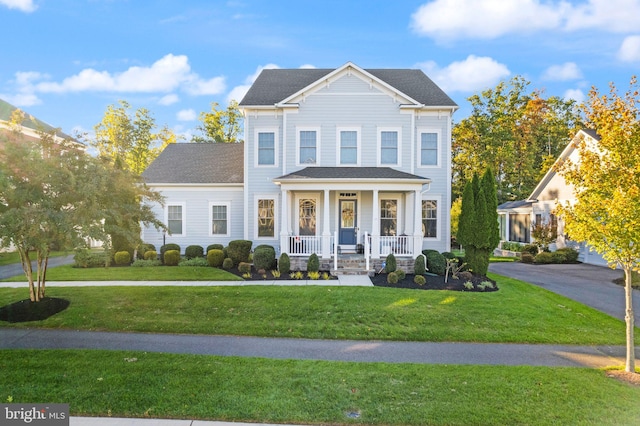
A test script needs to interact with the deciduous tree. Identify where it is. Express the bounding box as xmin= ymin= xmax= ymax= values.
xmin=556 ymin=77 xmax=639 ymax=373
xmin=192 ymin=100 xmax=243 ymax=143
